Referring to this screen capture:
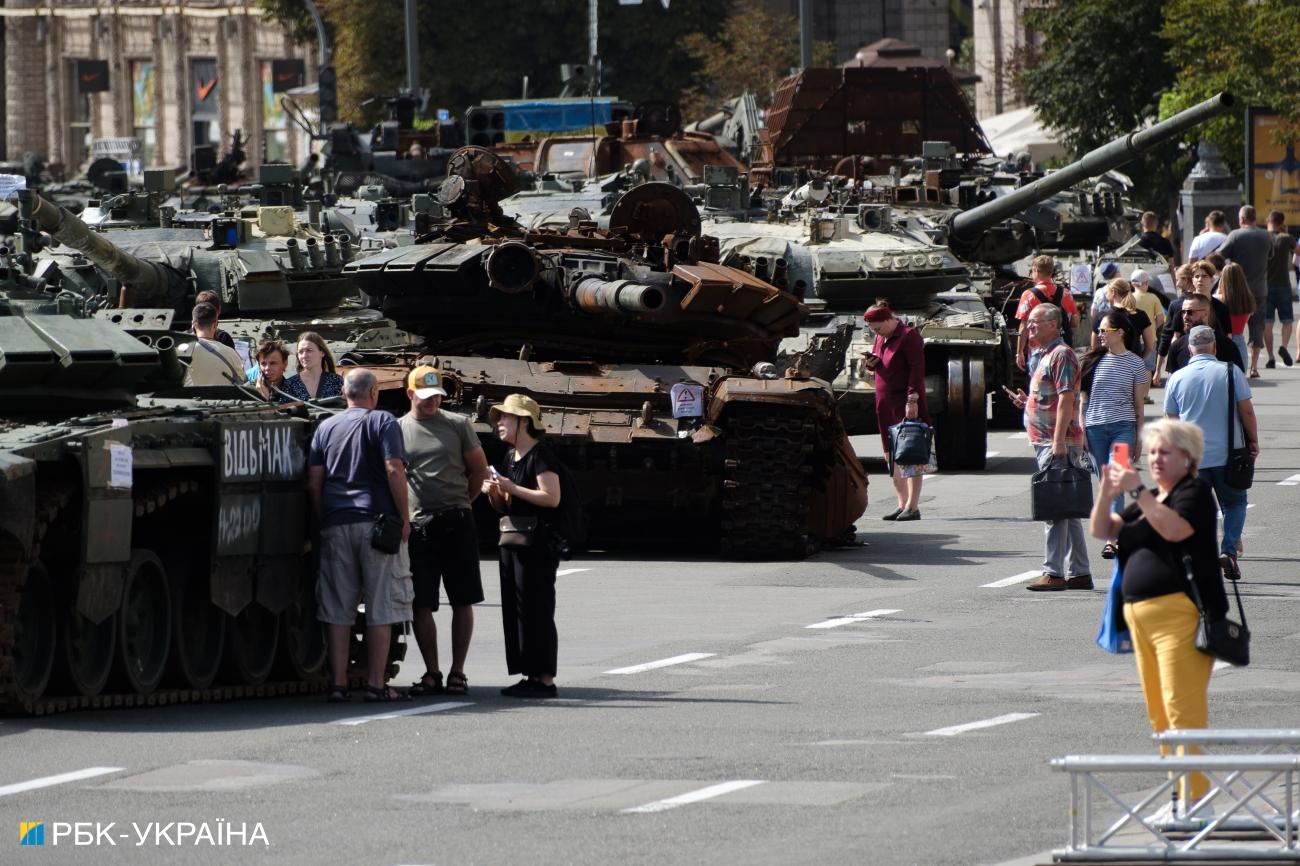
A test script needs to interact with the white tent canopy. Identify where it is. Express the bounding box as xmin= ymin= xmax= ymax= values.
xmin=979 ymin=106 xmax=1068 ymax=166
